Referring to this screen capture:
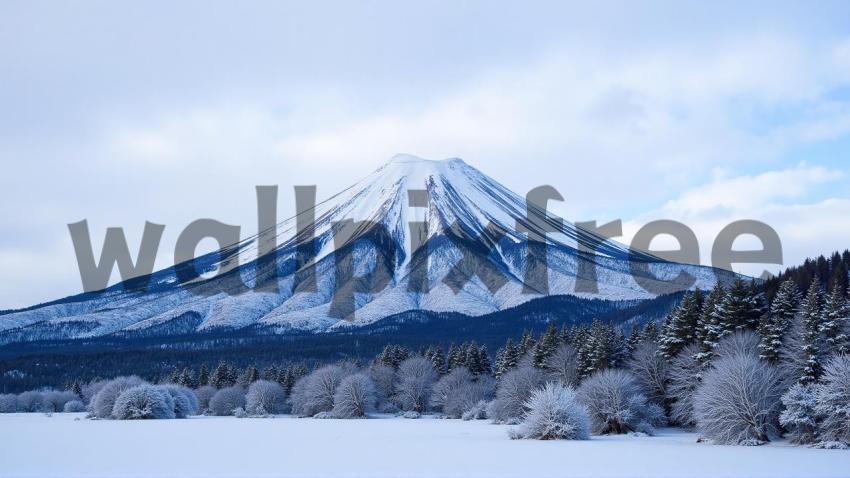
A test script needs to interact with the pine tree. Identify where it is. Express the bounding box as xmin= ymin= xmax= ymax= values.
xmin=497 ymin=338 xmax=519 ymax=377
xmin=626 ymin=323 xmax=641 ymax=352
xmin=716 ymin=278 xmax=758 ymax=336
xmin=640 ymin=321 xmax=659 ymax=343
xmin=821 ymin=283 xmax=849 ymax=355
xmin=658 ymin=290 xmax=702 ymax=358
xmin=532 ymin=323 xmax=559 ymax=368
xmin=178 ymin=367 xmax=195 ymax=388
xmin=71 ymin=380 xmax=83 ymax=400
xmin=478 ymin=345 xmax=492 ymax=375
xmin=446 ymin=344 xmax=459 ymax=372
xmin=559 ymin=324 xmax=572 ymax=344
xmin=431 ymin=346 xmax=446 ymax=374
xmin=694 ymin=285 xmax=725 ymax=364
xmin=518 ymin=330 xmax=536 ymax=358
xmin=467 ymin=342 xmax=482 ymax=375
xmin=759 ymin=280 xmax=800 ymax=363
xmin=210 ymin=361 xmax=233 ymax=389
xmin=800 ymin=278 xmax=825 ymax=385
xmin=198 ymin=364 xmax=210 ymax=386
